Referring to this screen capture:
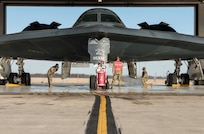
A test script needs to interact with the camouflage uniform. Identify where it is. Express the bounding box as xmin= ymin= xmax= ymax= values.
xmin=47 ymin=64 xmax=59 ymax=88
xmin=141 ymin=67 xmax=152 ymax=88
